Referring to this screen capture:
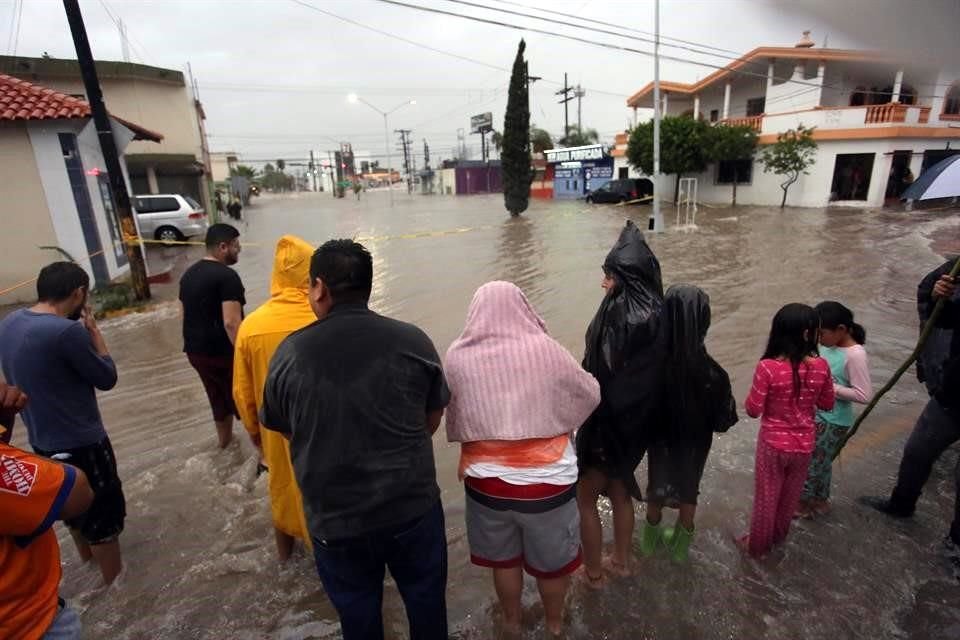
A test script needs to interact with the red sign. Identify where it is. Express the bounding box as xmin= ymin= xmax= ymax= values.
xmin=85 ymin=167 xmax=101 ymax=177
xmin=0 ymin=455 xmax=38 ymax=497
